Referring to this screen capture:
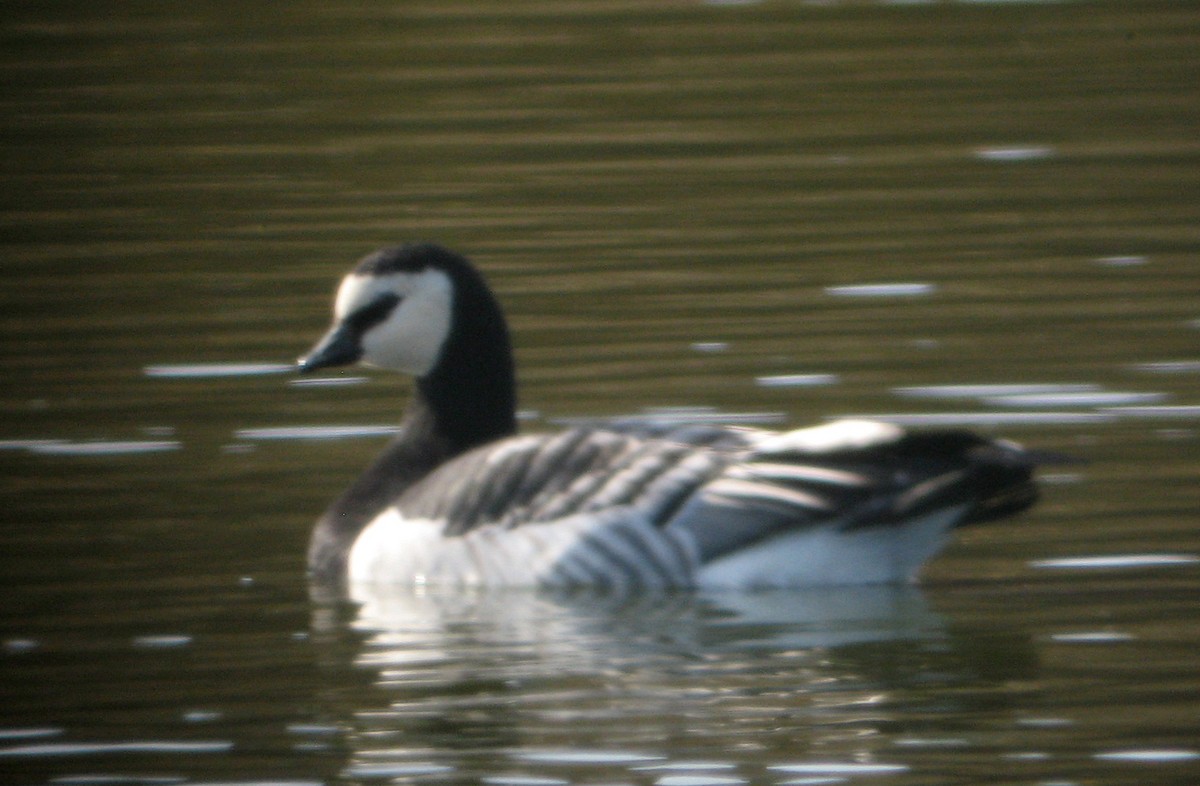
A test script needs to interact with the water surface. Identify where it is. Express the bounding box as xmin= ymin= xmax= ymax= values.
xmin=2 ymin=1 xmax=1199 ymax=784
